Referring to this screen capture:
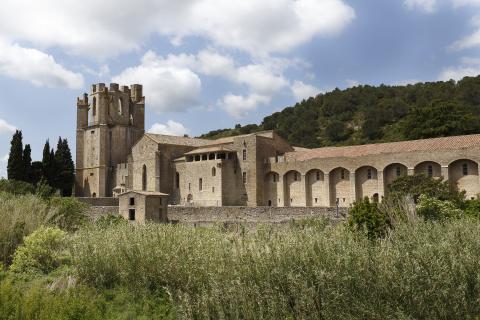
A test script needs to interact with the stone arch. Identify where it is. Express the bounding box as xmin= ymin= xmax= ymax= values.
xmin=448 ymin=159 xmax=480 ymax=199
xmin=414 ymin=161 xmax=441 ymax=178
xmin=383 ymin=163 xmax=408 ymax=191
xmin=264 ymin=171 xmax=280 ymax=206
xmin=305 ymin=169 xmax=324 ymax=206
xmin=329 ymin=167 xmax=351 ymax=207
xmin=355 ymin=166 xmax=378 ymax=201
xmin=284 ymin=170 xmax=303 ymax=207
xmin=142 ymin=164 xmax=147 ymax=191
